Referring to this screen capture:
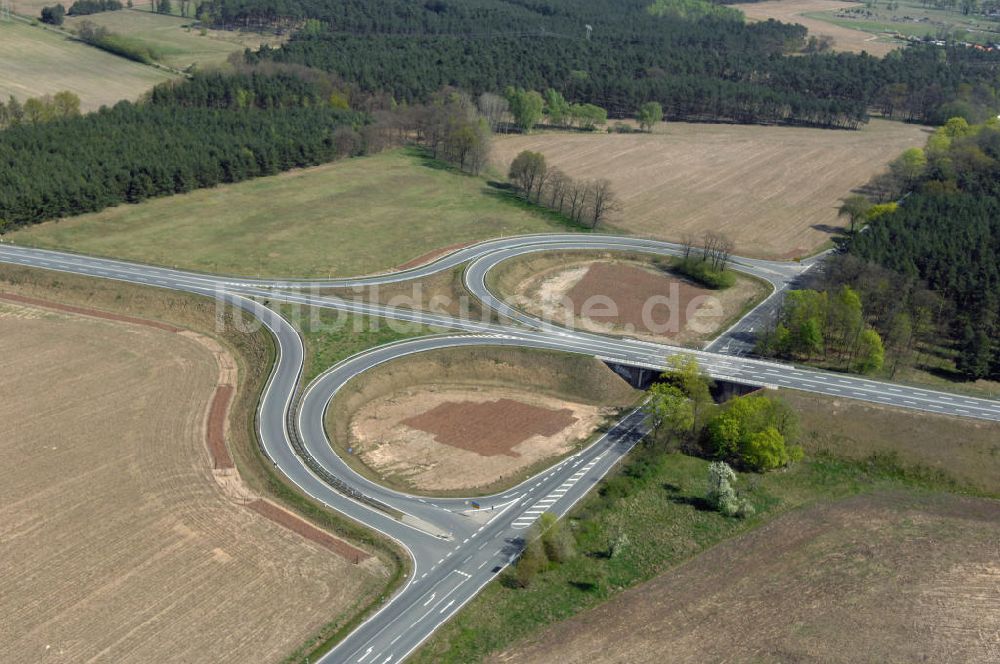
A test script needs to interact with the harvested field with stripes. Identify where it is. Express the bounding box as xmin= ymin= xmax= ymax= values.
xmin=0 ymin=300 xmax=383 ymax=663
